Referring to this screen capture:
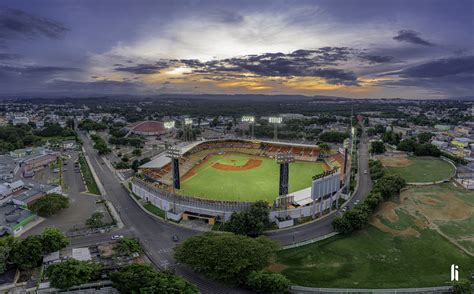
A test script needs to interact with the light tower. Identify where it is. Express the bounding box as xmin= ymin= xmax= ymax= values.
xmin=242 ymin=116 xmax=255 ymax=138
xmin=184 ymin=118 xmax=193 ymax=141
xmin=166 ymin=146 xmax=181 ymax=190
xmin=269 ymin=117 xmax=282 ymax=140
xmin=275 ymin=152 xmax=294 ymax=196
